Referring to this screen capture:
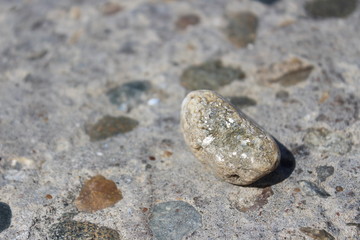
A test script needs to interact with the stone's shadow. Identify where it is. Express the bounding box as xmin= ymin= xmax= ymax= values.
xmin=247 ymin=138 xmax=295 ymax=188
xmin=0 ymin=202 xmax=12 ymax=233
